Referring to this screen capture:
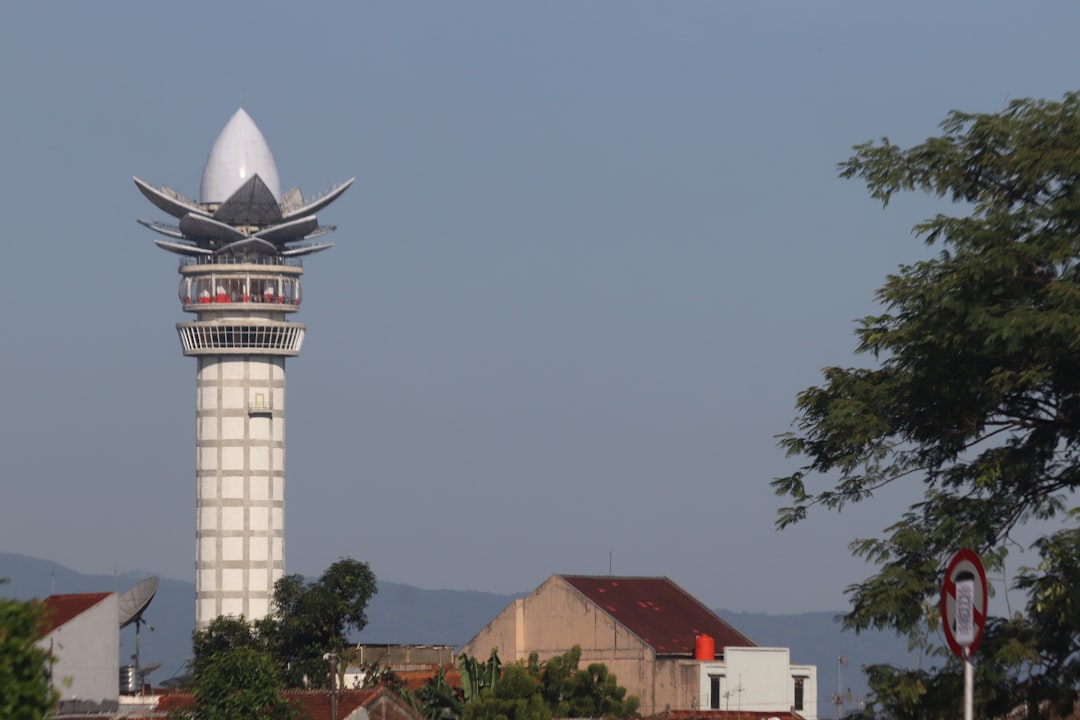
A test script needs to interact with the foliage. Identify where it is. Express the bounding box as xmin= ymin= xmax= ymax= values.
xmin=459 ymin=648 xmax=501 ymax=702
xmin=183 ymin=557 xmax=376 ymax=715
xmin=264 ymin=557 xmax=377 ymax=688
xmin=183 ymin=616 xmax=296 ymax=720
xmin=441 ymin=646 xmax=637 ymax=720
xmin=774 ymin=92 xmax=1080 ymax=717
xmin=413 ymin=666 xmax=464 ymax=720
xmin=0 ymin=589 xmax=57 ymax=720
